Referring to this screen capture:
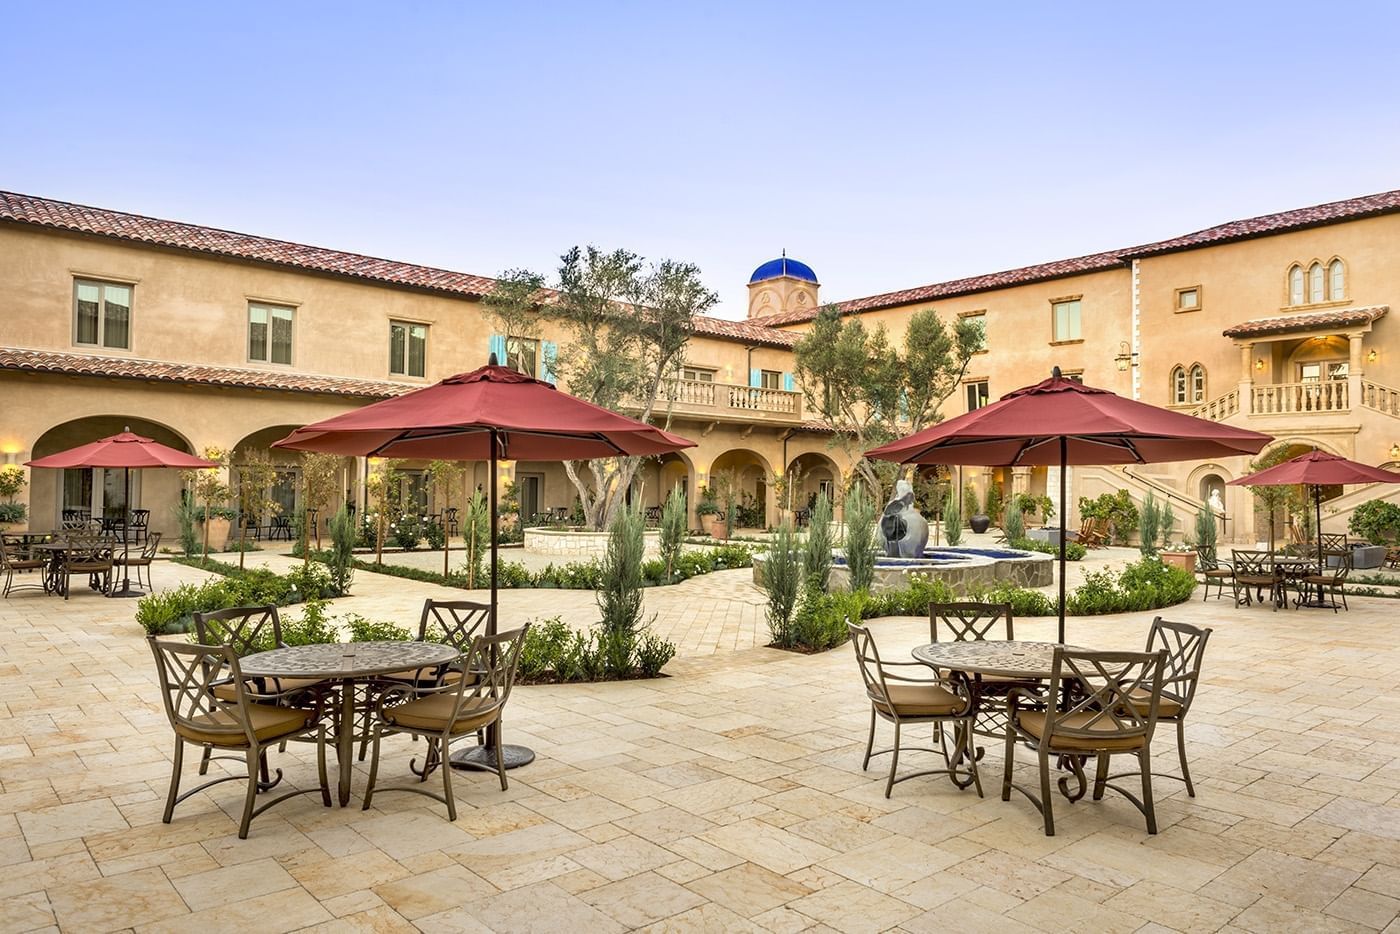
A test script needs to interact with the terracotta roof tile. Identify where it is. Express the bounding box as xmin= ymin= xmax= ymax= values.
xmin=1221 ymin=305 xmax=1388 ymax=338
xmin=1125 ymin=190 xmax=1400 ymax=258
xmin=692 ymin=315 xmax=797 ymax=347
xmin=0 ymin=347 xmax=411 ymax=399
xmin=0 ymin=191 xmax=499 ymax=298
